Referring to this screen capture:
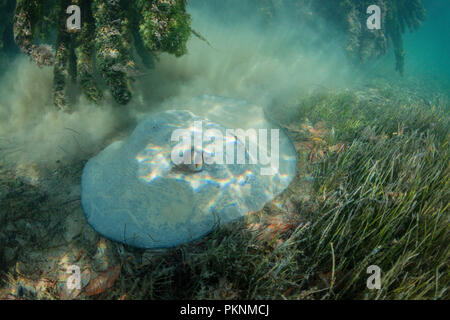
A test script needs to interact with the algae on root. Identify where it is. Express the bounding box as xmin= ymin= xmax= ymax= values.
xmin=8 ymin=0 xmax=191 ymax=111
xmin=313 ymin=0 xmax=426 ymax=75
xmin=256 ymin=0 xmax=426 ymax=75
